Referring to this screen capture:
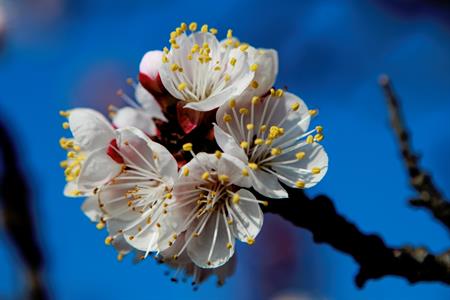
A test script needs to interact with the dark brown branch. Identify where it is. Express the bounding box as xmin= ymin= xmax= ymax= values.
xmin=262 ymin=189 xmax=450 ymax=288
xmin=0 ymin=117 xmax=49 ymax=300
xmin=380 ymin=75 xmax=450 ymax=230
